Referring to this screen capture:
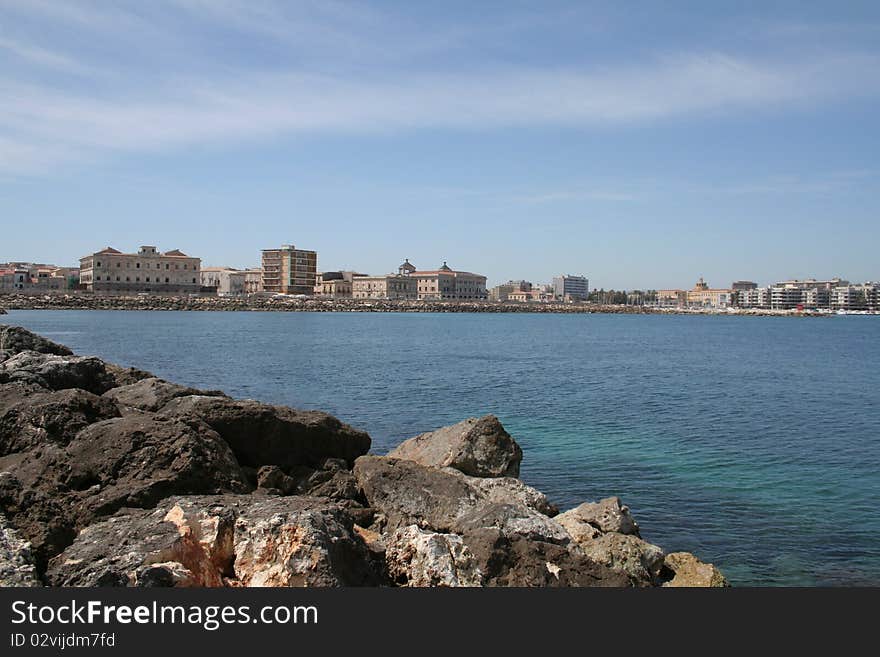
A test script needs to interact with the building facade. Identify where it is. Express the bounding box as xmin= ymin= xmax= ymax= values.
xmin=489 ymin=280 xmax=532 ymax=302
xmin=315 ymin=271 xmax=367 ymax=298
xmin=0 ymin=263 xmax=76 ymax=292
xmin=261 ymin=245 xmax=317 ymax=295
xmin=200 ymin=267 xmax=247 ymax=296
xmin=79 ymin=246 xmax=200 ymax=295
xmin=352 ymin=274 xmax=417 ymax=300
xmin=552 ymin=275 xmax=589 ymax=301
xmin=687 ymin=278 xmax=733 ymax=308
xmin=409 ymin=262 xmax=488 ymax=300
